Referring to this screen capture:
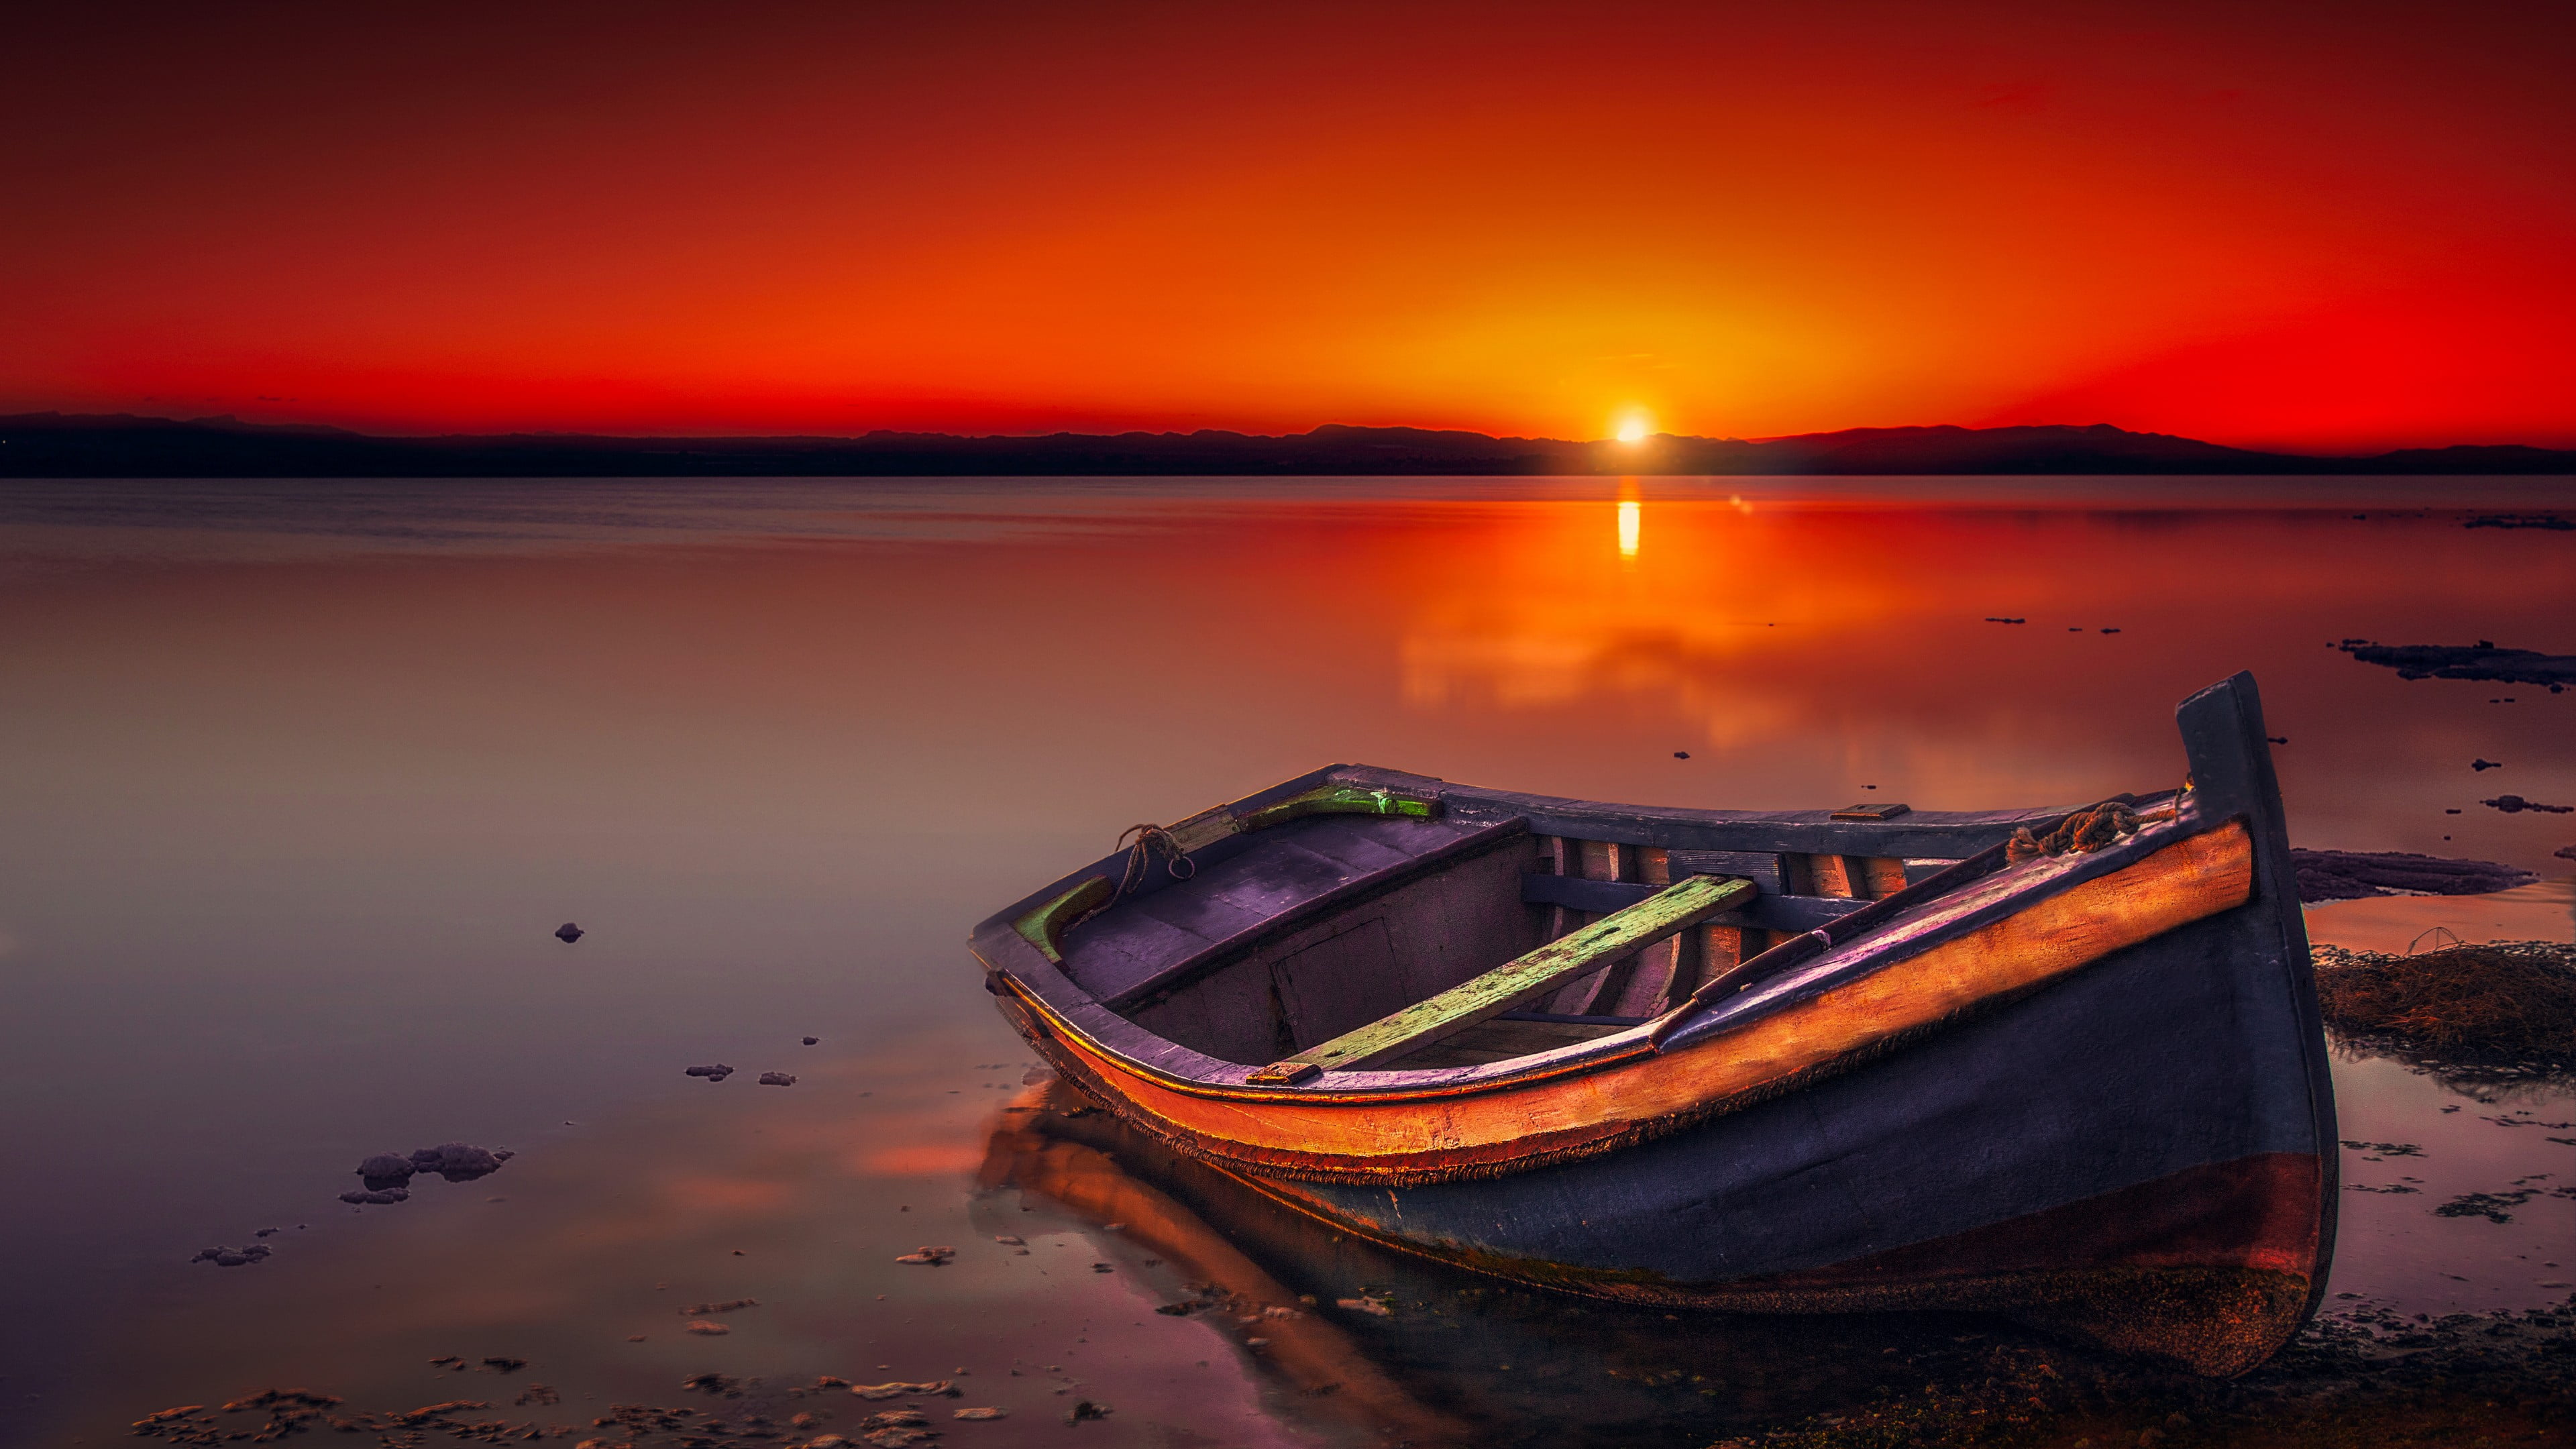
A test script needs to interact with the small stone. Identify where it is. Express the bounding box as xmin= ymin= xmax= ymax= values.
xmin=686 ymin=1064 xmax=735 ymax=1081
xmin=894 ymin=1246 xmax=957 ymax=1265
xmin=340 ymin=1187 xmax=410 ymax=1205
xmin=358 ymin=1153 xmax=417 ymax=1181
xmin=1672 ymin=751 xmax=1690 ymax=759
xmin=685 ymin=1321 xmax=731 ymax=1336
xmin=954 ymin=1407 xmax=1006 ymax=1421
xmin=803 ymin=1036 xmax=820 ymax=1045
xmin=759 ymin=1071 xmax=798 ymax=1086
xmin=992 ymin=1235 xmax=1024 ymax=1246
xmin=555 ymin=922 xmax=583 ymax=943
xmin=1065 ymin=1399 xmax=1111 ymax=1423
